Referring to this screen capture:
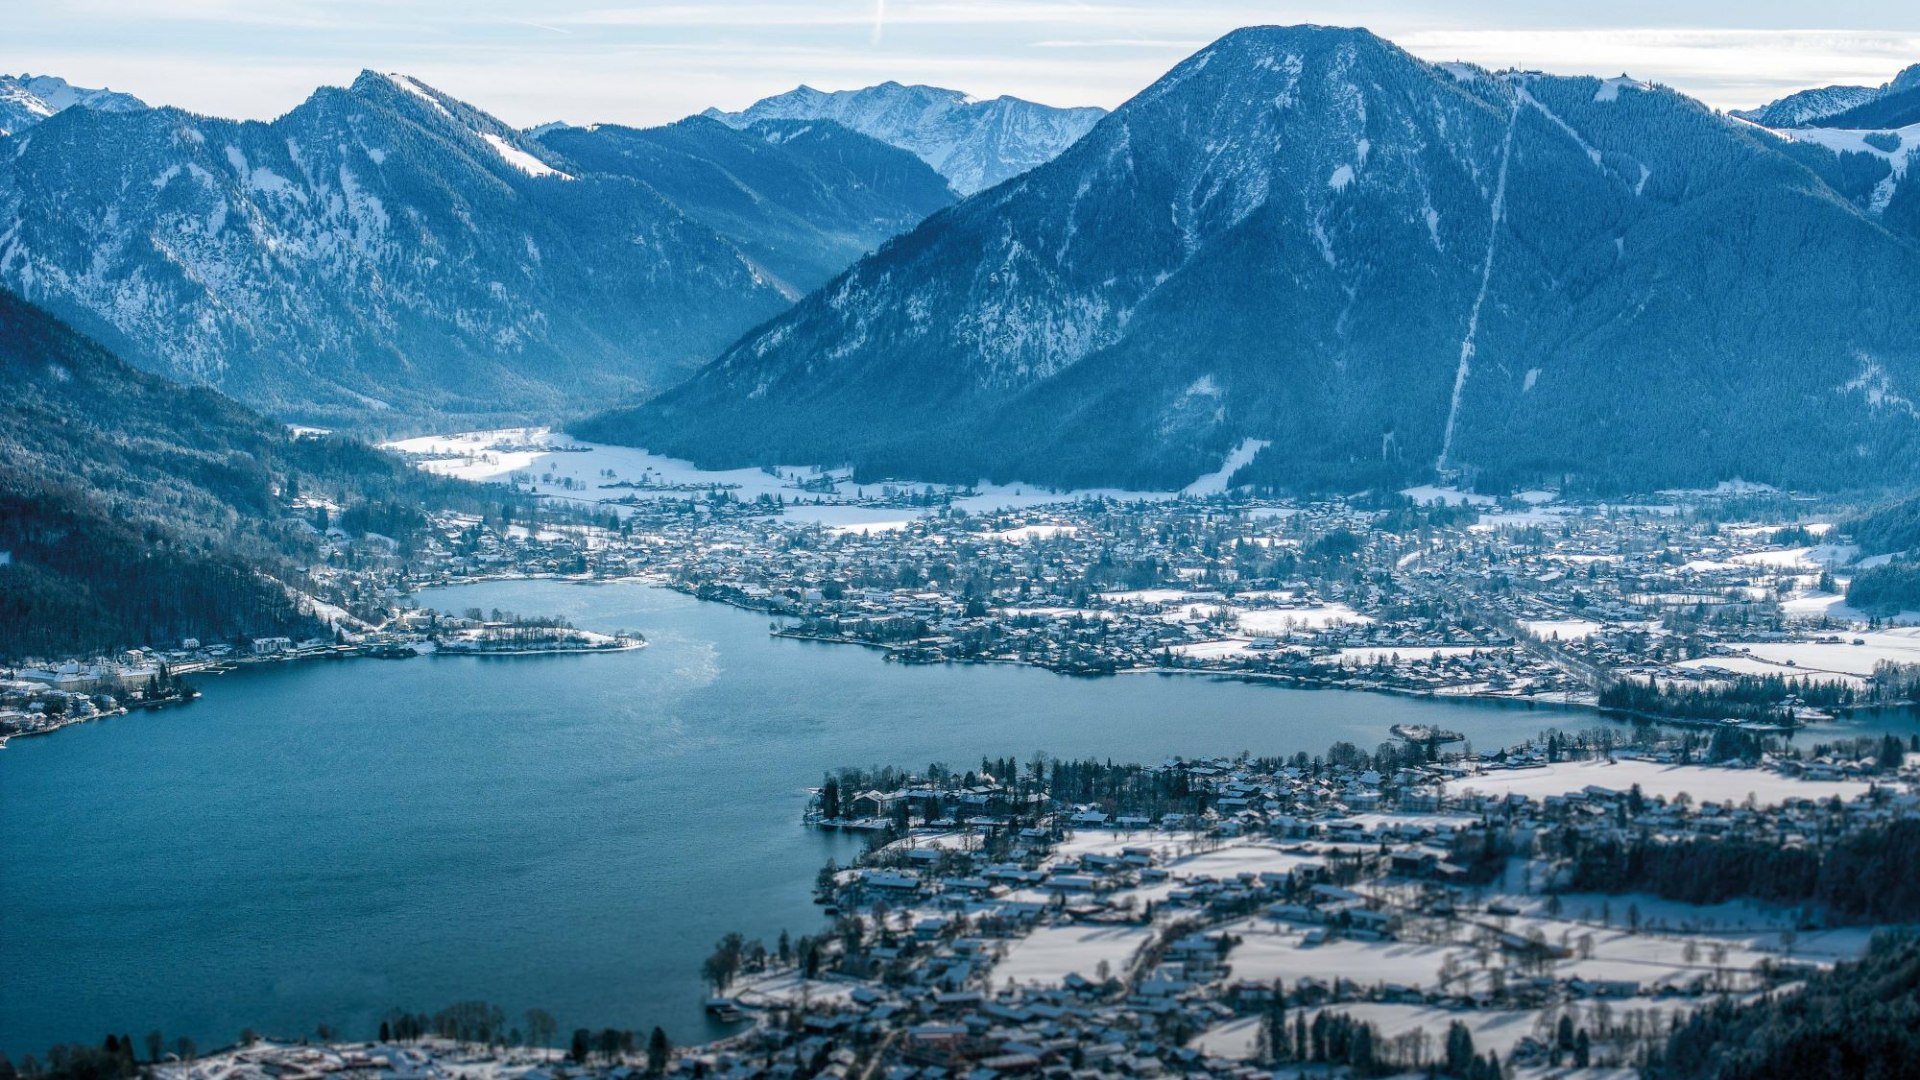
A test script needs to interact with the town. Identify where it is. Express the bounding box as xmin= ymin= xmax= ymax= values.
xmin=395 ymin=430 xmax=1920 ymax=731
xmin=13 ymin=428 xmax=1918 ymax=745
